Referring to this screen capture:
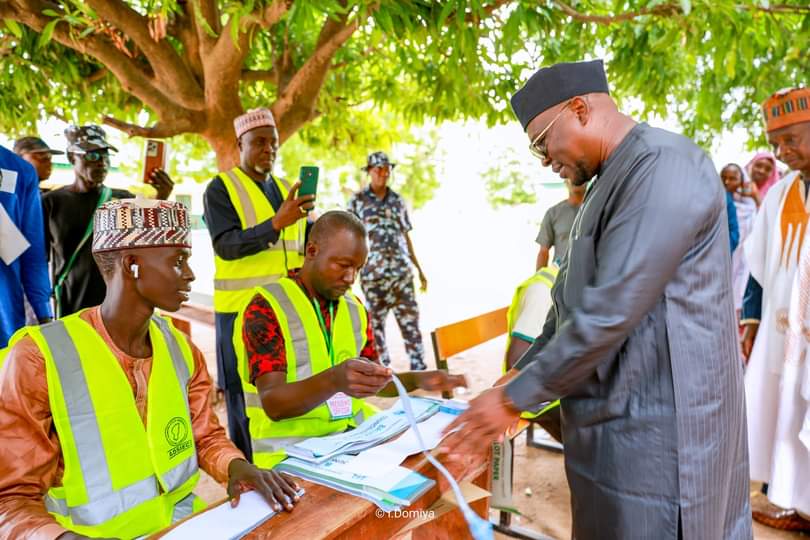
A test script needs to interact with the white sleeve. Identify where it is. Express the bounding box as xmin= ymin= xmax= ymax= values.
xmin=511 ymin=282 xmax=553 ymax=342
